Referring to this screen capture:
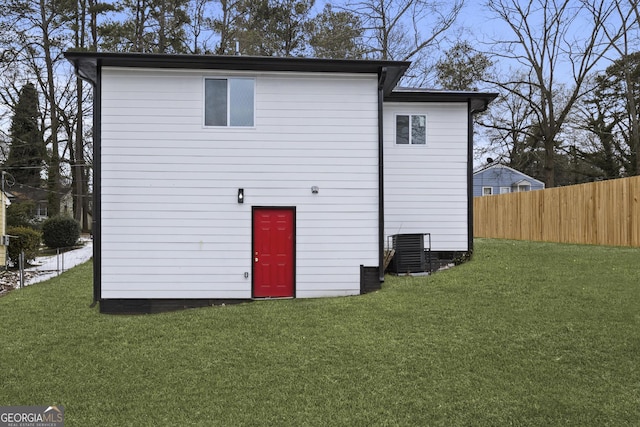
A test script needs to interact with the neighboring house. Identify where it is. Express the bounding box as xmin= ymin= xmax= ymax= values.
xmin=5 ymin=184 xmax=74 ymax=220
xmin=5 ymin=185 xmax=92 ymax=231
xmin=473 ymin=164 xmax=545 ymax=197
xmin=6 ymin=185 xmax=50 ymax=220
xmin=65 ymin=51 xmax=497 ymax=313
